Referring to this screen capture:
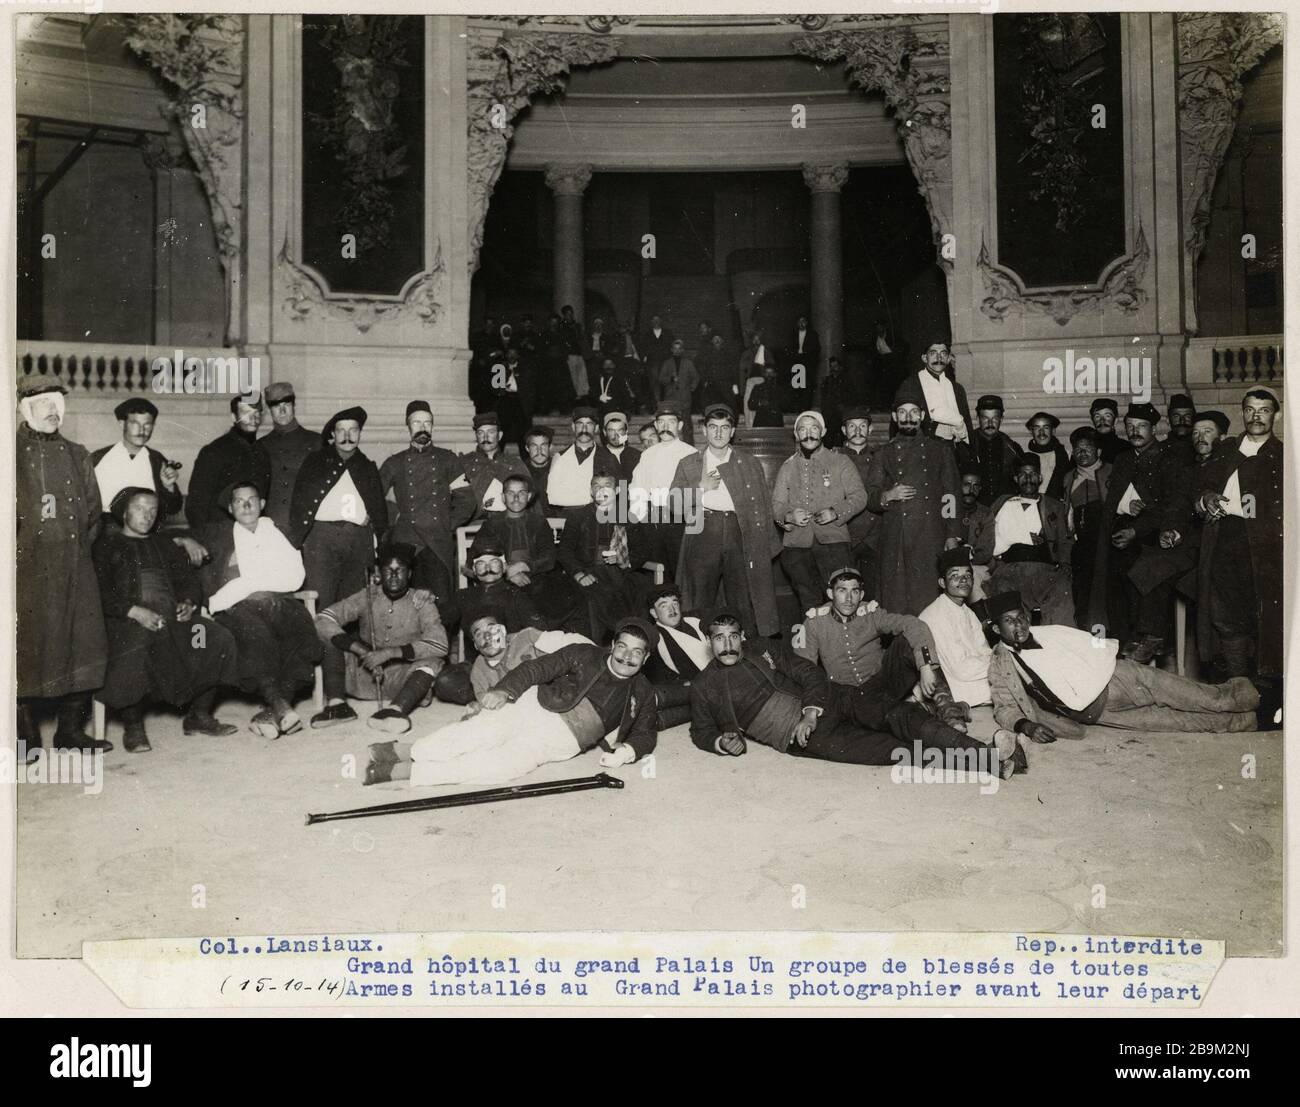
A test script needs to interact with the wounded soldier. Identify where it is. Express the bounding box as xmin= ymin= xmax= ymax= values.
xmin=364 ymin=619 xmax=659 ymax=787
xmin=313 ymin=542 xmax=448 ymax=734
xmin=987 ymin=590 xmax=1259 ymax=741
